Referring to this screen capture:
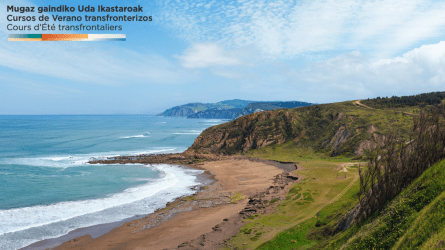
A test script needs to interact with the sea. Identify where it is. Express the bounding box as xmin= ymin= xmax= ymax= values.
xmin=0 ymin=115 xmax=225 ymax=250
